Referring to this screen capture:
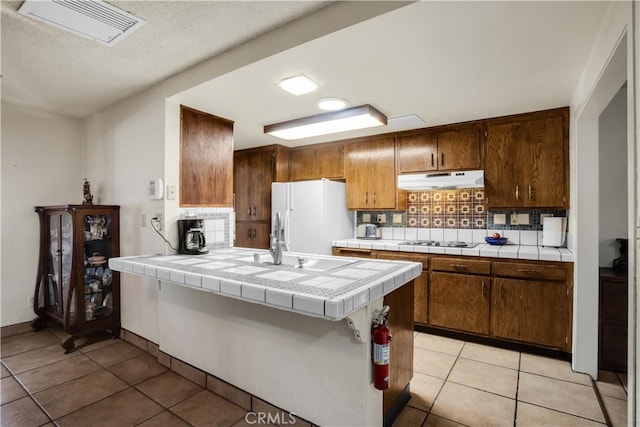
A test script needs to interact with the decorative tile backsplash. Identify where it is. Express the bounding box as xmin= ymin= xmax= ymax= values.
xmin=356 ymin=189 xmax=567 ymax=232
